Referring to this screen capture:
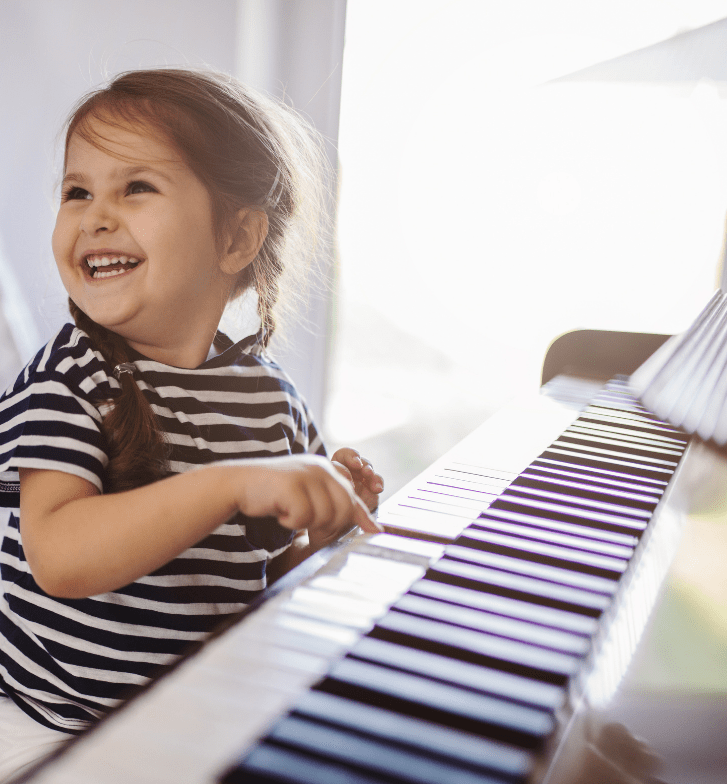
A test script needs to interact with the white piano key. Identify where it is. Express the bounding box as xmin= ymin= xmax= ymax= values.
xmin=377 ymin=509 xmax=470 ymax=540
xmin=405 ymin=489 xmax=495 ymax=511
xmin=263 ymin=608 xmax=362 ymax=647
xmin=412 ymin=481 xmax=505 ymax=503
xmin=334 ymin=552 xmax=427 ymax=589
xmin=288 ymin=585 xmax=392 ymax=620
xmin=389 ymin=498 xmax=480 ymax=518
xmin=307 ymin=574 xmax=413 ymax=603
xmin=430 ymin=472 xmax=513 ymax=491
xmin=364 ymin=532 xmax=444 ymax=561
xmin=564 ymin=421 xmax=685 ymax=446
